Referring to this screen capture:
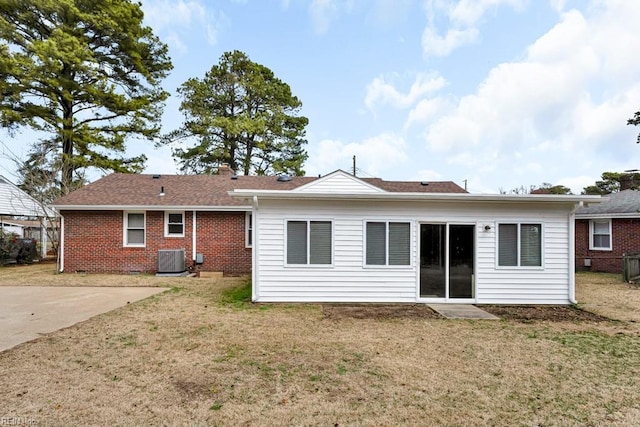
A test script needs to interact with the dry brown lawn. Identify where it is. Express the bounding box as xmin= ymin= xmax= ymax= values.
xmin=576 ymin=271 xmax=640 ymax=323
xmin=0 ymin=267 xmax=639 ymax=426
xmin=0 ymin=263 xmax=171 ymax=287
